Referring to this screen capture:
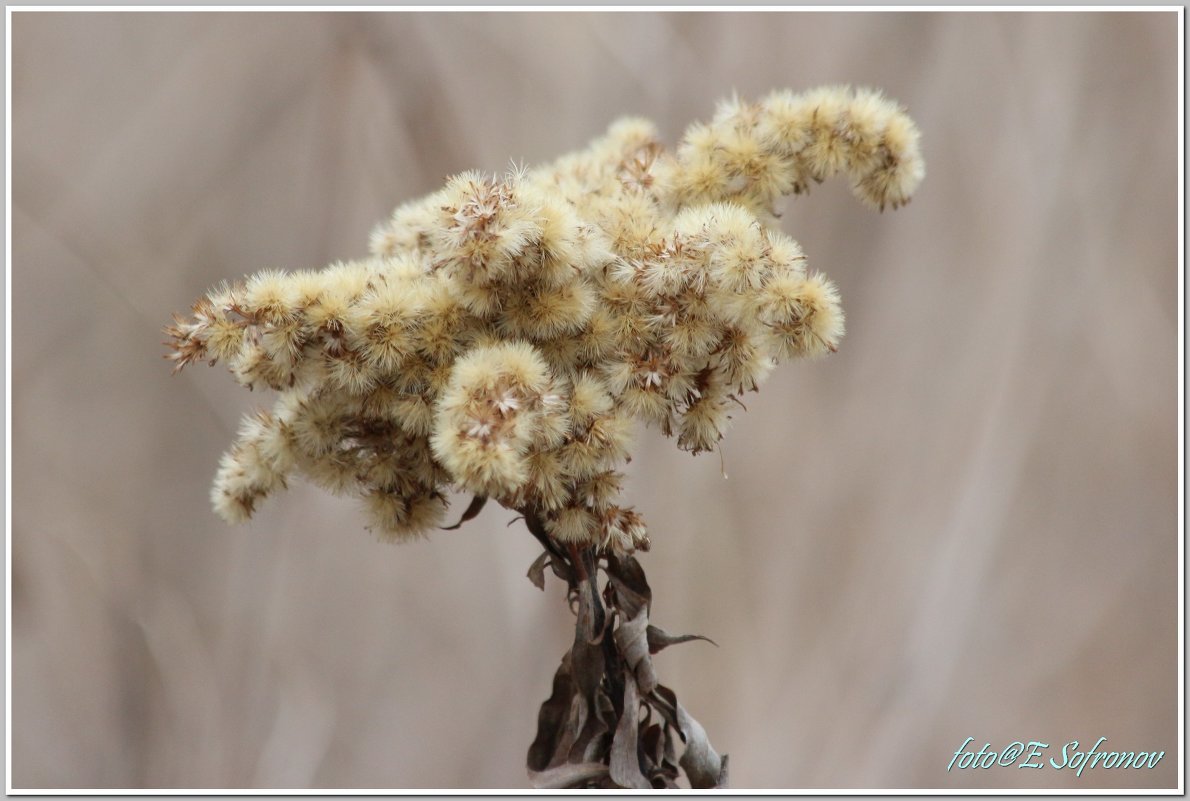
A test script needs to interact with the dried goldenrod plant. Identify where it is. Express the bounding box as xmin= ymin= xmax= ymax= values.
xmin=166 ymin=86 xmax=923 ymax=789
